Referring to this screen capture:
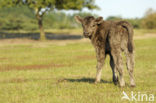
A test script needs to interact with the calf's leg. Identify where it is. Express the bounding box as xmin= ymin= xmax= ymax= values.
xmin=110 ymin=54 xmax=118 ymax=85
xmin=125 ymin=50 xmax=136 ymax=87
xmin=95 ymin=48 xmax=105 ymax=83
xmin=111 ymin=50 xmax=125 ymax=87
